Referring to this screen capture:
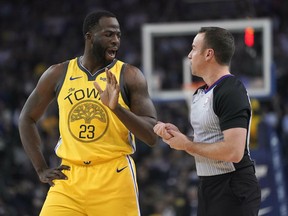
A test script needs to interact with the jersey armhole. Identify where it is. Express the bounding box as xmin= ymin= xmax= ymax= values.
xmin=120 ymin=63 xmax=130 ymax=107
xmin=55 ymin=61 xmax=69 ymax=98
